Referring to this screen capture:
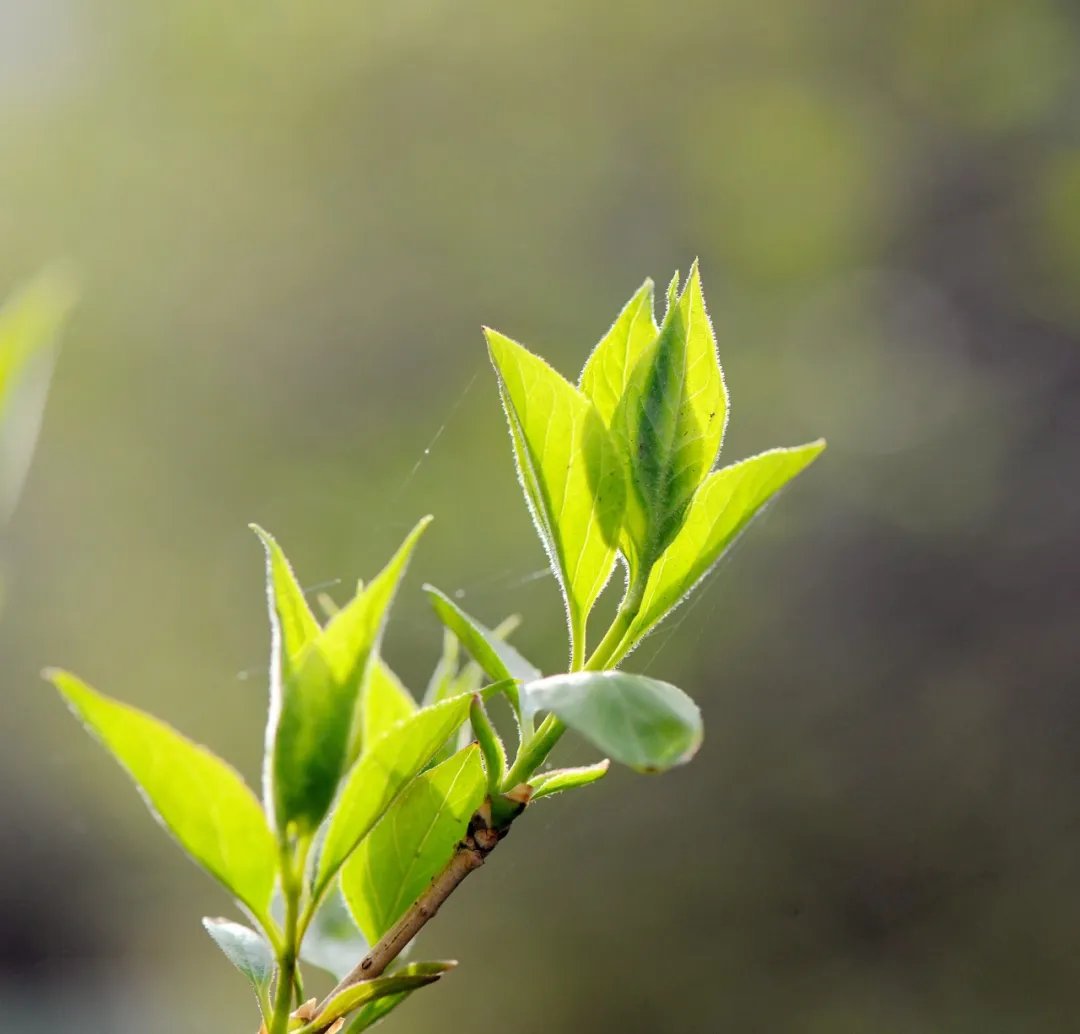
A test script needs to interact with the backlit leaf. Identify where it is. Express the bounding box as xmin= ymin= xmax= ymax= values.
xmin=625 ymin=441 xmax=825 ymax=648
xmin=266 ymin=517 xmax=430 ymax=836
xmin=486 ymin=328 xmax=626 ymax=660
xmin=314 ymin=693 xmax=474 ymax=898
xmin=48 ymin=671 xmax=276 ymax=926
xmin=613 ymin=262 xmax=727 ymax=578
xmin=320 ymin=962 xmax=454 ymax=1032
xmin=341 ymin=746 xmax=486 ymax=943
xmin=362 ymin=659 xmax=417 ymax=746
xmin=578 ymin=279 xmax=659 ymax=426
xmin=250 ymin=525 xmax=321 ymax=666
xmin=526 ymin=671 xmax=702 ymax=773
xmin=530 ymin=759 xmax=610 ymax=800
